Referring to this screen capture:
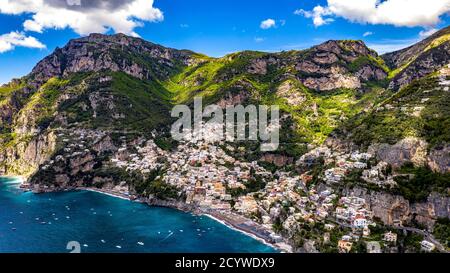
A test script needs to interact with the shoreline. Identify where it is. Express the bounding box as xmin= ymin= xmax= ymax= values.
xmin=80 ymin=187 xmax=133 ymax=201
xmin=3 ymin=178 xmax=292 ymax=253
xmin=47 ymin=185 xmax=291 ymax=253
xmin=0 ymin=176 xmax=26 ymax=182
xmin=202 ymin=213 xmax=291 ymax=253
